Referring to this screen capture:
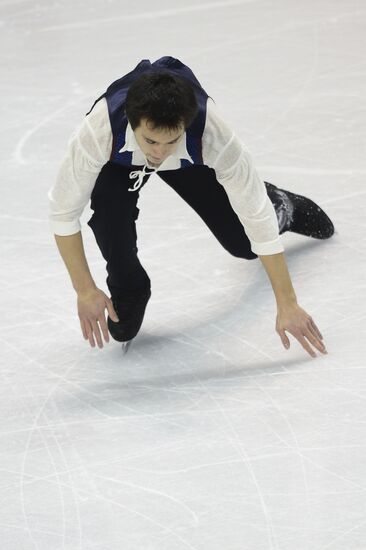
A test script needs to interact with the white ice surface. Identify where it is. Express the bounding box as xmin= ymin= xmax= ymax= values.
xmin=1 ymin=1 xmax=366 ymax=549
